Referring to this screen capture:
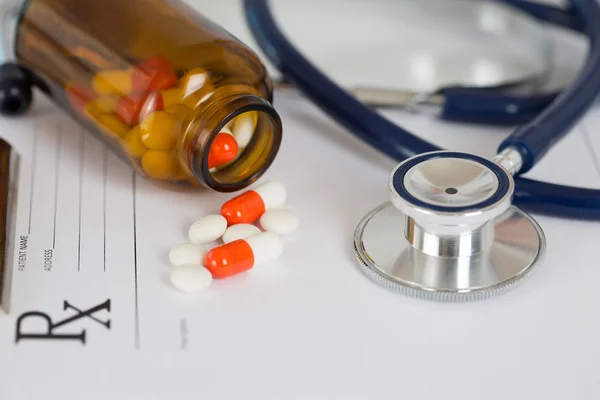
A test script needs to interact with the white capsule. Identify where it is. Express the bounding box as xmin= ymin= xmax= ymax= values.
xmin=260 ymin=209 xmax=299 ymax=235
xmin=222 ymin=223 xmax=261 ymax=244
xmin=246 ymin=231 xmax=284 ymax=267
xmin=168 ymin=243 xmax=207 ymax=267
xmin=232 ymin=112 xmax=257 ymax=148
xmin=170 ymin=264 xmax=213 ymax=292
xmin=188 ymin=214 xmax=227 ymax=244
xmin=253 ymin=180 xmax=287 ymax=210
